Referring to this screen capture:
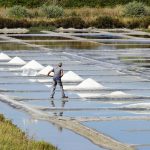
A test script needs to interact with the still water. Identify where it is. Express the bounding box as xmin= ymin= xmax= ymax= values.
xmin=1 ymin=31 xmax=150 ymax=150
